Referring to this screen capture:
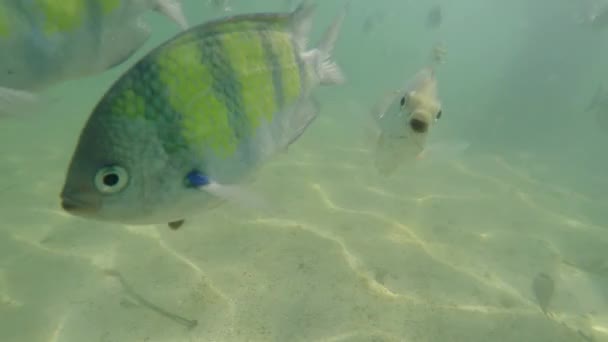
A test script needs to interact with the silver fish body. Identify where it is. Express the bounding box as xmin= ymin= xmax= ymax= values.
xmin=371 ymin=67 xmax=442 ymax=176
